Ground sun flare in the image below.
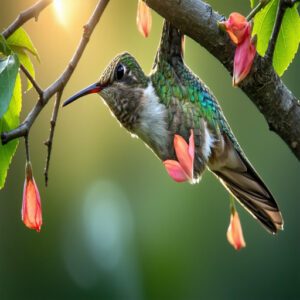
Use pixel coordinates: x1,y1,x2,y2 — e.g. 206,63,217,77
54,0,67,26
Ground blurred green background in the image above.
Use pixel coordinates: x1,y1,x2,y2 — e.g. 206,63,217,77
1,0,300,299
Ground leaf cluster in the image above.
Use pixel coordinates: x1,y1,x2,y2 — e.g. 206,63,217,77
0,28,39,189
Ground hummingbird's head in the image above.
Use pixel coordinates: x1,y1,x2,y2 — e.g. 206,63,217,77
63,52,149,130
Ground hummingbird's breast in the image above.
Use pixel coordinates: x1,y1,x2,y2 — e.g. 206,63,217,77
134,82,171,159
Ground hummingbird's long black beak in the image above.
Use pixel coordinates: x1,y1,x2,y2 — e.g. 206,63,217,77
62,82,102,107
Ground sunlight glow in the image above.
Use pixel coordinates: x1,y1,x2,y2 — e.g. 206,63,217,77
53,0,93,28
54,0,67,26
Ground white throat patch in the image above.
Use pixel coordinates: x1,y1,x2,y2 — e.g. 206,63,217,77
136,82,168,152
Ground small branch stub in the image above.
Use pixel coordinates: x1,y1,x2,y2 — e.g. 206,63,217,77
20,65,43,96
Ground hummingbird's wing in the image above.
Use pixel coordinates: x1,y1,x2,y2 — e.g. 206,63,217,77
153,21,184,70
153,21,283,233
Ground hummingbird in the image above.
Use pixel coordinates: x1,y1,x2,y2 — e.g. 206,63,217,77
63,21,283,234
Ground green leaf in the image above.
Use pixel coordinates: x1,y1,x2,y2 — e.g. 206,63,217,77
252,0,300,76
11,46,35,91
0,51,20,118
0,74,22,190
273,4,300,76
7,27,39,61
0,35,12,56
252,0,279,56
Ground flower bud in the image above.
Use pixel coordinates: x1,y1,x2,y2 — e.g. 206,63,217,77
22,162,42,232
227,209,246,250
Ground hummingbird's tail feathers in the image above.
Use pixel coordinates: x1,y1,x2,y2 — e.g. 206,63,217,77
153,21,184,68
210,137,283,234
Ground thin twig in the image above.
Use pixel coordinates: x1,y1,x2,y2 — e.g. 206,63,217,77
44,90,62,186
265,0,288,61
2,0,53,39
1,0,110,145
246,0,270,21
20,64,43,96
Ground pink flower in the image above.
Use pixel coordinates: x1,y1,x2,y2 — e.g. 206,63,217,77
22,162,42,232
220,12,256,86
136,0,152,38
233,26,256,86
163,130,195,183
227,209,246,250
219,13,248,45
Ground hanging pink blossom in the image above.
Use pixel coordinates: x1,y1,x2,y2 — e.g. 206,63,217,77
137,0,152,38
22,162,42,232
164,130,194,183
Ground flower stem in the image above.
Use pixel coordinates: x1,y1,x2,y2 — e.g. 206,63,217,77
25,135,30,163
246,0,270,21
229,195,236,214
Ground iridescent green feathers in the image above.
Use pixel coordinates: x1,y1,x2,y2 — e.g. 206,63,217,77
151,21,239,151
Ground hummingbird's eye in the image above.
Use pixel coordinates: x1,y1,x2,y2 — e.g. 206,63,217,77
115,64,125,80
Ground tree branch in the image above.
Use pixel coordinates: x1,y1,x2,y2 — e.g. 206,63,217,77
1,0,110,145
145,0,300,160
44,90,62,186
2,0,53,39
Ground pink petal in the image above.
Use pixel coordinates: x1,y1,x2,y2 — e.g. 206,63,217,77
174,134,193,180
227,211,246,250
136,0,152,38
163,160,189,182
233,27,256,86
220,13,248,45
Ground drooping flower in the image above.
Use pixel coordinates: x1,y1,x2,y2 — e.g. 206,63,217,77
233,26,256,86
136,0,152,38
22,161,42,232
219,12,256,86
163,130,194,183
219,13,248,45
227,209,246,250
